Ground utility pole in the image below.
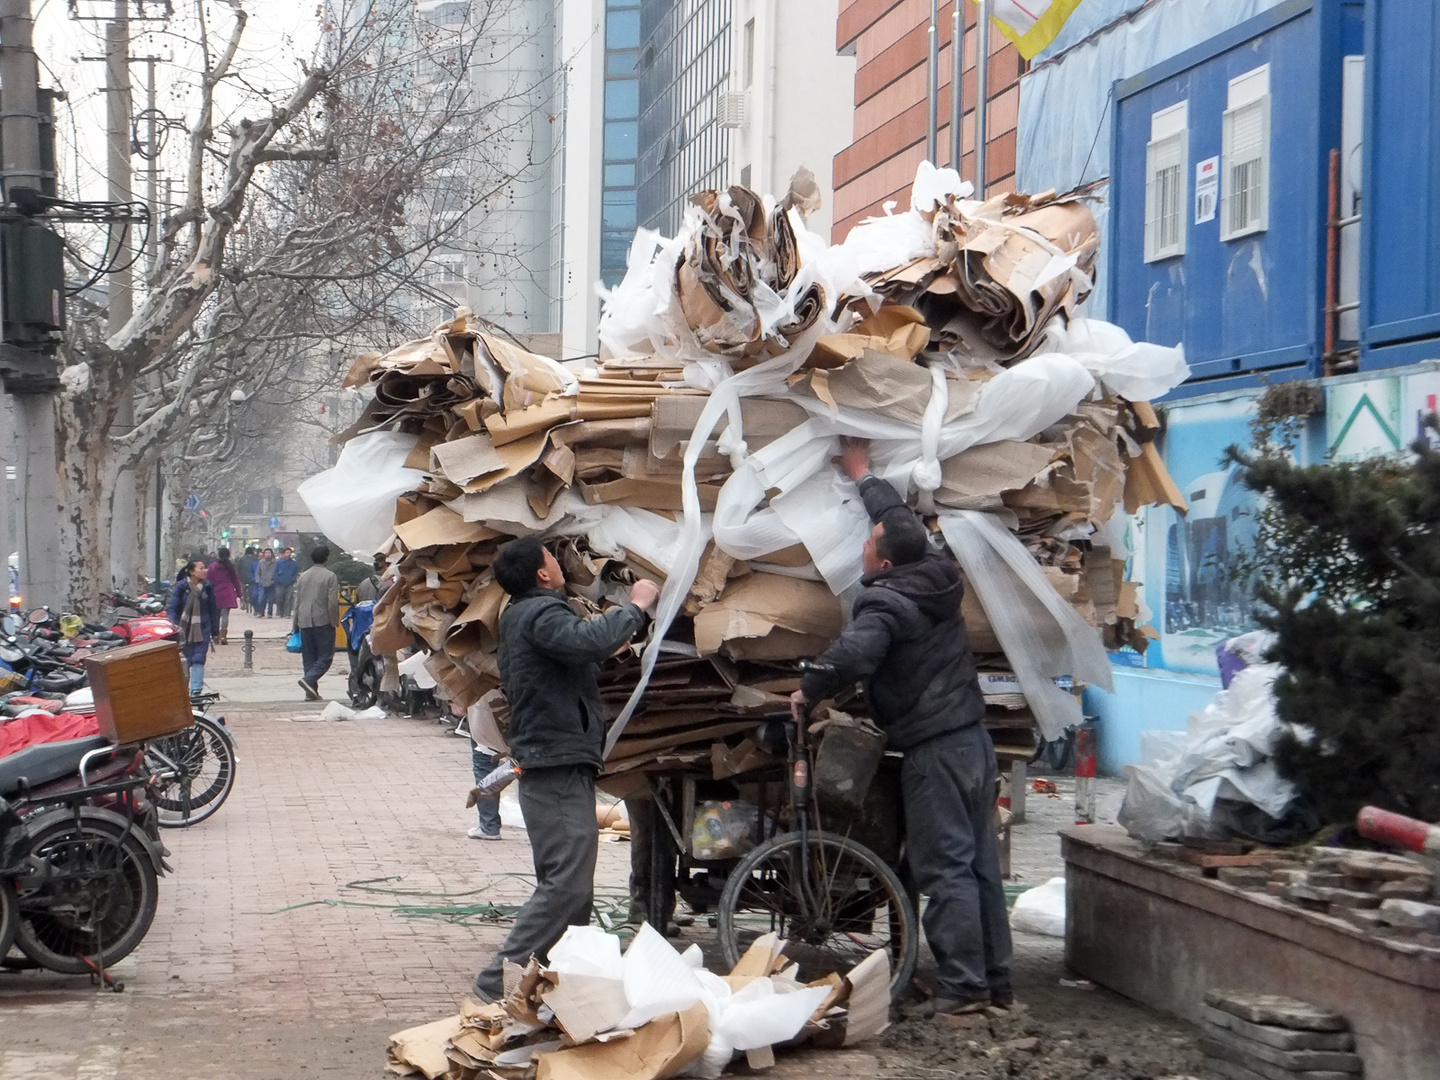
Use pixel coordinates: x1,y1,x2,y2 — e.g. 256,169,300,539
104,0,140,593
0,0,62,609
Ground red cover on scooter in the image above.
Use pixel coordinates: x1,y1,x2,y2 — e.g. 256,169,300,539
116,615,179,644
0,711,101,757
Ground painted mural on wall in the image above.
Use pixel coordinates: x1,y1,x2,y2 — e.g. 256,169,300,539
1137,394,1264,675
1131,366,1440,677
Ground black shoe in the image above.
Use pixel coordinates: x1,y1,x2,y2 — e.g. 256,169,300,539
298,678,320,701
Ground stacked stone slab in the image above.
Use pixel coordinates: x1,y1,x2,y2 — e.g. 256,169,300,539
1200,990,1362,1080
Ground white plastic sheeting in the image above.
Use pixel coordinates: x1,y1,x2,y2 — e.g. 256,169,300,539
938,512,1113,742
1010,877,1067,938
1016,0,1290,316
1117,663,1301,844
542,923,832,1080
297,431,427,556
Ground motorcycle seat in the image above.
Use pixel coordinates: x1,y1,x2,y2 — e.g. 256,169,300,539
0,735,114,797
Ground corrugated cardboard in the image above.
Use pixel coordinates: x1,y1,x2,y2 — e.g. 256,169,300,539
394,505,502,550
431,433,506,485
1123,440,1188,513
385,1015,463,1078
535,1003,709,1080
540,974,630,1044
692,574,843,658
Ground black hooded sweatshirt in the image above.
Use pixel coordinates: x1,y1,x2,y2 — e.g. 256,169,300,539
798,475,985,750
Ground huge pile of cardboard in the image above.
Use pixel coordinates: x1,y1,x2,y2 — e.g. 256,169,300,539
386,925,889,1080
313,164,1189,775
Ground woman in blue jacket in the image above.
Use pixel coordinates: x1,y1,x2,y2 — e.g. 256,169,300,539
168,559,221,696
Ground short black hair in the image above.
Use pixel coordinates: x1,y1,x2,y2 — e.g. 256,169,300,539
217,547,230,560
310,545,330,564
875,507,929,567
494,536,547,596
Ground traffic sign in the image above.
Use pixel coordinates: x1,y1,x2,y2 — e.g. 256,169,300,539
268,516,281,530
184,493,201,512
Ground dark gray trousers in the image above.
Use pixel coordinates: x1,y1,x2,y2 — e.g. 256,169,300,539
473,765,598,999
903,723,1013,1002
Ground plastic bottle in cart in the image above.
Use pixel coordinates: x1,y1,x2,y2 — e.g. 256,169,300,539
475,757,522,799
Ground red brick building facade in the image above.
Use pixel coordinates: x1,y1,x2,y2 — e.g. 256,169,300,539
832,0,1024,241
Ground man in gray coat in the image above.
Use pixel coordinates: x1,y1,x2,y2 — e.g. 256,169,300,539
472,536,658,1001
292,545,341,702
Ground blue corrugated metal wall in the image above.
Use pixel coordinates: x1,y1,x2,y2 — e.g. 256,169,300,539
1360,1,1440,370
1106,0,1362,393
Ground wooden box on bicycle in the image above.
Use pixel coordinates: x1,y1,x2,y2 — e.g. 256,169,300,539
84,640,193,744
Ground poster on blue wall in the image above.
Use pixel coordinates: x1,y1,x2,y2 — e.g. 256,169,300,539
1140,394,1263,676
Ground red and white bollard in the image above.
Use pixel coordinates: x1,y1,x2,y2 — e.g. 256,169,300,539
1357,806,1440,855
1073,726,1097,824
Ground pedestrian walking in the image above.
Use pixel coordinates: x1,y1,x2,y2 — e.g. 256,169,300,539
167,559,220,697
471,536,658,1001
465,695,508,841
273,547,300,617
207,547,244,645
235,547,257,612
790,438,1013,1019
255,548,277,616
293,545,340,702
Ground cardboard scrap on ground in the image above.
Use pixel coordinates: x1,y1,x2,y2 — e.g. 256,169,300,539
386,924,891,1080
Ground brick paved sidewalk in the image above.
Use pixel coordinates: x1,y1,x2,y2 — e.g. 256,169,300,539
0,708,631,1079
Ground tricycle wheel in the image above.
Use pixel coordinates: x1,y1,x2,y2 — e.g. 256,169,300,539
716,829,917,1000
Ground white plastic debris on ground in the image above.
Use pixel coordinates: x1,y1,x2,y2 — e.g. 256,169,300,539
1010,876,1067,938
386,923,890,1080
318,701,387,722
1117,662,1302,844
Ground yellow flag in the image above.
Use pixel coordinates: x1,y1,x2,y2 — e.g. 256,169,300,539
978,0,1085,61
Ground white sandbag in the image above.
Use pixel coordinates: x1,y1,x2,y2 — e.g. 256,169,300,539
298,431,427,556
1010,877,1066,937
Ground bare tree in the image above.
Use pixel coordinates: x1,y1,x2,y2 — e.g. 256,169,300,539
50,0,555,609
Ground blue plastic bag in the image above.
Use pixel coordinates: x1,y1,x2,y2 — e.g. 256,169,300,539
285,630,302,653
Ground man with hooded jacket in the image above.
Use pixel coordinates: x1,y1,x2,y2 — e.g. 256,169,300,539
790,439,1012,1017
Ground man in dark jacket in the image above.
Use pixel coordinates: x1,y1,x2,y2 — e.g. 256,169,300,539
791,439,1012,1017
472,536,658,1000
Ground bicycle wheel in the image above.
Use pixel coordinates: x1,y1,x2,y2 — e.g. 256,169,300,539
717,829,918,1000
14,808,160,974
147,716,237,827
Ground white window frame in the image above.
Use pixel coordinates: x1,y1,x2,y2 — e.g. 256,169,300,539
1144,101,1188,262
1220,64,1271,241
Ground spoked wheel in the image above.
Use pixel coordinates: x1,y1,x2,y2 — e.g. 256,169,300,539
0,879,17,962
13,808,160,974
717,829,918,1000
146,715,237,827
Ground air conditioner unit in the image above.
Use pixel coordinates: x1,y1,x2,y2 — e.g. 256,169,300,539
717,90,748,129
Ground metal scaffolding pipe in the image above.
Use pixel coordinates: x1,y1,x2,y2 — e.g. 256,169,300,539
974,0,989,196
950,3,963,172
926,0,939,164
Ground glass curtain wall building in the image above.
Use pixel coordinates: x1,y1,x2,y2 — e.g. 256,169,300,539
636,0,733,236
601,0,641,288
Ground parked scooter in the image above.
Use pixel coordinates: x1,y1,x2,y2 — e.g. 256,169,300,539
0,734,168,987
